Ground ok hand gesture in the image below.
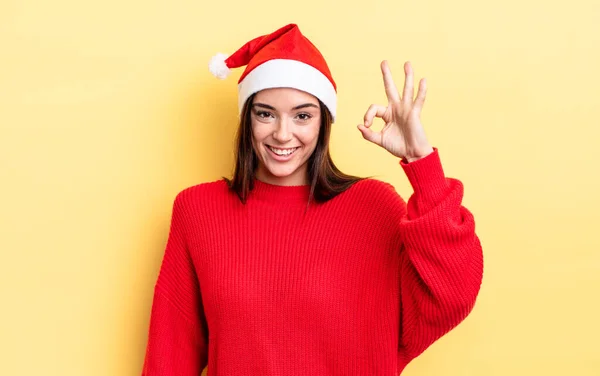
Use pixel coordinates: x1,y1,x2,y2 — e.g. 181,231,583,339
357,61,434,162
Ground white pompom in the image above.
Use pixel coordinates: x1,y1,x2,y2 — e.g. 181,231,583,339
209,53,231,79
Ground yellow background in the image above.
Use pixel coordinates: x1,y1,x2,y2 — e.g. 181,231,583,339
1,0,599,375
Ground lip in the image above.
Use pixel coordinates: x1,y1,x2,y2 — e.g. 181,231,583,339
266,145,299,162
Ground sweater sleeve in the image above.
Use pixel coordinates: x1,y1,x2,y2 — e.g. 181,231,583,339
141,191,209,376
395,147,484,363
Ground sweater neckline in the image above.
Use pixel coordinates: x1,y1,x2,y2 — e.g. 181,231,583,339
251,179,311,204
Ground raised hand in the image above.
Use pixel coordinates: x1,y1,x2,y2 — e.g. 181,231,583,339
357,61,434,162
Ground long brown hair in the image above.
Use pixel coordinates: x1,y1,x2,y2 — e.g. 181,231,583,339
223,92,365,204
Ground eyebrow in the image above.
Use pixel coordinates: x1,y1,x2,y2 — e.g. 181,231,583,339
252,103,320,111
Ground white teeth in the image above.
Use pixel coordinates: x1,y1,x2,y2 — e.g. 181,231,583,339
268,146,297,156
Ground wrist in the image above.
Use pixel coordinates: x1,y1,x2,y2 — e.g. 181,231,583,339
403,146,434,163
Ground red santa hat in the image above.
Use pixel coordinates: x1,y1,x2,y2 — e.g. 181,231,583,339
208,23,338,122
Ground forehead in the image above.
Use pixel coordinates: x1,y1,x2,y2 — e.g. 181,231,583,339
254,87,319,107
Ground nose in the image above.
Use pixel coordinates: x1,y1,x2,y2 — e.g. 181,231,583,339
272,116,293,143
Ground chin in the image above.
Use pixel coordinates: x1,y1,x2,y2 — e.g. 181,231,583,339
254,145,312,184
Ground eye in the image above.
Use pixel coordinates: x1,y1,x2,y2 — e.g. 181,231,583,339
296,113,312,121
256,111,273,119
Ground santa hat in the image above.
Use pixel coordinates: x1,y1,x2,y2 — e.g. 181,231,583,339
208,23,338,122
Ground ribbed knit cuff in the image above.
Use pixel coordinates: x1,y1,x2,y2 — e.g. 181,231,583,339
399,147,448,203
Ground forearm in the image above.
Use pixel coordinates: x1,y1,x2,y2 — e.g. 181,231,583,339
398,148,484,356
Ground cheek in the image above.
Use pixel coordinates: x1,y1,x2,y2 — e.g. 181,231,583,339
251,122,270,147
298,123,321,148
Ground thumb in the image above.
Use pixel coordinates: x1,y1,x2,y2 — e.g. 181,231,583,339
357,124,382,146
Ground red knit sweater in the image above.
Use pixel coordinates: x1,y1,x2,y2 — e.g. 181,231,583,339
141,148,484,375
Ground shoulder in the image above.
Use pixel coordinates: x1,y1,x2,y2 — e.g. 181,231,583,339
173,179,231,206
349,178,404,203
331,178,407,227
343,177,407,213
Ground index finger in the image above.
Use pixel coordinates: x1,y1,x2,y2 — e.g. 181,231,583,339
381,60,401,103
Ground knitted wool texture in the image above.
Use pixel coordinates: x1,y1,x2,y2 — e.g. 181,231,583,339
141,148,484,375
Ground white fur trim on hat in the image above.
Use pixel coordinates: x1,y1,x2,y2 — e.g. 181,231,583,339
209,53,231,79
237,59,337,122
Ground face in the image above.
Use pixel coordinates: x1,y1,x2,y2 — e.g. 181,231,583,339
251,87,321,186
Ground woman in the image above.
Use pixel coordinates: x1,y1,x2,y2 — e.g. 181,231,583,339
141,23,483,375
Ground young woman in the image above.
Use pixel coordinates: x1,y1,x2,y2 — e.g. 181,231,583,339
141,23,484,376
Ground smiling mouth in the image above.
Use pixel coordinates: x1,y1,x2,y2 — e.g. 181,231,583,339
267,145,300,156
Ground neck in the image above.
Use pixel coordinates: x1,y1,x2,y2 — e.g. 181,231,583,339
250,178,311,204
